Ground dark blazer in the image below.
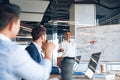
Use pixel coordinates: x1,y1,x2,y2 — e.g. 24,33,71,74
25,42,42,63
26,42,61,75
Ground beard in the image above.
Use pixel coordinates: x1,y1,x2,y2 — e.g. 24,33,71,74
42,40,47,45
41,40,48,51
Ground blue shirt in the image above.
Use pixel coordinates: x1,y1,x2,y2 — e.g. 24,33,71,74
0,34,51,80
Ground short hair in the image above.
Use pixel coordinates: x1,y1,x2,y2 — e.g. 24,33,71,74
65,30,71,34
0,4,21,30
31,25,46,41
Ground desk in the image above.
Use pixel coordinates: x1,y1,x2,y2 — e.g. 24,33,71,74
49,75,60,80
93,73,115,80
49,75,91,80
49,75,81,80
49,73,116,80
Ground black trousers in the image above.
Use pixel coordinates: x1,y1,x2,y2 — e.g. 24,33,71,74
60,57,75,80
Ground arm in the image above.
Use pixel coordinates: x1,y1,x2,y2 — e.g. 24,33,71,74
10,42,55,80
58,42,64,53
76,40,96,48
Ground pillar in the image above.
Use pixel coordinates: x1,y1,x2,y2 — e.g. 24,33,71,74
70,4,96,36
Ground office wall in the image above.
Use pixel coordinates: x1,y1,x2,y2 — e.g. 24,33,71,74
76,24,120,62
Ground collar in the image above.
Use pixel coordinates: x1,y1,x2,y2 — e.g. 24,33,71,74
32,42,42,51
32,42,44,57
0,33,12,42
65,40,71,43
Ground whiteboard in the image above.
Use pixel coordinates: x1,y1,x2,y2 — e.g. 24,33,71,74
76,24,120,62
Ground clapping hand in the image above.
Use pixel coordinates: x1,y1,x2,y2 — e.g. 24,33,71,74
90,40,96,44
42,40,55,60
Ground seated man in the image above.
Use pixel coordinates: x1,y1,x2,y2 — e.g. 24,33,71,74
26,26,60,75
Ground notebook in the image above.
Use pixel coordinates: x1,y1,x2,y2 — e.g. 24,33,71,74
73,52,101,79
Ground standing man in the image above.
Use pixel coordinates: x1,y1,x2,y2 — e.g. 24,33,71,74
58,31,75,58
58,31,96,60
0,3,55,80
58,31,75,80
58,31,96,80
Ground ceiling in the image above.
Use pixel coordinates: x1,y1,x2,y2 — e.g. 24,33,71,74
42,0,120,35
0,0,120,44
41,0,120,25
1,0,120,28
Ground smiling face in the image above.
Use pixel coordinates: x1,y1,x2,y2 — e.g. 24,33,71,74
65,31,72,42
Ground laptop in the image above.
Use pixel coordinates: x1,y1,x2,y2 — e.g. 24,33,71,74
73,55,81,71
75,56,81,64
73,52,101,79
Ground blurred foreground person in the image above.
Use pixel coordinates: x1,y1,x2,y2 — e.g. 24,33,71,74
0,3,55,80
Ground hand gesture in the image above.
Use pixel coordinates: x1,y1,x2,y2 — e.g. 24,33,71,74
42,40,55,60
90,40,96,44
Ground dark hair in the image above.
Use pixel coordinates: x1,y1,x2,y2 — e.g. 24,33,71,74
65,30,71,34
0,4,21,30
31,25,46,41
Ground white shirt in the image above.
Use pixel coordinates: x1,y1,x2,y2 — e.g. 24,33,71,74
33,42,44,58
0,34,51,80
59,40,75,57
